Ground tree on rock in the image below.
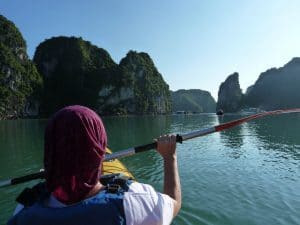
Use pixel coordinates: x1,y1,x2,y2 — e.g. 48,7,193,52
0,15,42,119
33,36,117,115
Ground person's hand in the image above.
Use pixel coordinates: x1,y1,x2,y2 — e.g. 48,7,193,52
156,135,181,217
156,135,177,160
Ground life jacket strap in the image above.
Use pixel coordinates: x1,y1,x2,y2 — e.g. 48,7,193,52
16,182,48,207
16,173,133,206
103,173,133,193
106,183,121,193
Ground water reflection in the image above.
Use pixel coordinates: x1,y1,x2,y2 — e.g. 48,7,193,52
0,120,46,225
170,114,218,134
0,120,46,178
216,115,245,159
248,114,300,160
1,114,300,225
103,115,172,183
103,115,172,150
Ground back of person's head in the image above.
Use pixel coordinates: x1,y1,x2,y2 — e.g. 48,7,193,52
44,105,107,204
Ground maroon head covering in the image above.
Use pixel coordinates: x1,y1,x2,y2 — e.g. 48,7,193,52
44,105,107,204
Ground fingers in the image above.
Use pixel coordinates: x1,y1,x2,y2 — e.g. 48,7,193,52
171,135,176,142
156,134,177,159
157,134,176,143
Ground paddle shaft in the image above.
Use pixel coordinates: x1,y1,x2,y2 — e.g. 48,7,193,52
106,108,300,160
0,171,45,188
1,108,300,188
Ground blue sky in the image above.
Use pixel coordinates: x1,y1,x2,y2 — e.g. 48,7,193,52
1,0,300,99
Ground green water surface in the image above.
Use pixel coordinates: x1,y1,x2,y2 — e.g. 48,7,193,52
0,114,299,225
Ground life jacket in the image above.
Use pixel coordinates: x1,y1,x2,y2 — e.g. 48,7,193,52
7,173,133,225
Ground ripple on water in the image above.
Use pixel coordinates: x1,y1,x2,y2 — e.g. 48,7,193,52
1,115,300,225
175,206,216,225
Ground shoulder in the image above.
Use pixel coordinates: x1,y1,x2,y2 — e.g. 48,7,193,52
124,182,174,225
127,182,156,194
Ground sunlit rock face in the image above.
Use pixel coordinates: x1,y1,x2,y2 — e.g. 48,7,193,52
216,72,243,113
116,51,171,114
0,15,42,119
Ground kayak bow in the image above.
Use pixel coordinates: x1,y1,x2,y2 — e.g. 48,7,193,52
0,148,134,188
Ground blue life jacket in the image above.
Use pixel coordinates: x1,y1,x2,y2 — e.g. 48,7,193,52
7,174,133,225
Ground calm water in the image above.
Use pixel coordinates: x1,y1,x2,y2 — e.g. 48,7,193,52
0,114,299,225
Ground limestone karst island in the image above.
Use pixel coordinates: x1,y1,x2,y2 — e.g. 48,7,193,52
1,2,300,225
1,14,300,119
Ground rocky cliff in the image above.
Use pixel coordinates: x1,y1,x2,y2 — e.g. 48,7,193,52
34,37,171,115
97,50,171,114
33,36,117,115
0,15,42,119
216,72,242,113
244,58,300,110
171,89,216,113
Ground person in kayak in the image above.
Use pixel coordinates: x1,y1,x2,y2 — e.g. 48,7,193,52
8,105,181,225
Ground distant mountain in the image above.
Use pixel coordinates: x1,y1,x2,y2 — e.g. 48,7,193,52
216,72,243,113
0,15,42,119
171,89,216,113
244,58,300,110
217,58,300,112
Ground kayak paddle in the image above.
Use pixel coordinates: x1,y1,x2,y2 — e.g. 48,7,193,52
1,108,300,188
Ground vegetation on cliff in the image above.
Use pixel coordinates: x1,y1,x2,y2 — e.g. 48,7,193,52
4,15,299,118
33,36,117,115
117,51,171,114
0,15,42,119
217,58,300,112
216,72,243,113
171,89,216,113
34,37,171,115
244,58,300,110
